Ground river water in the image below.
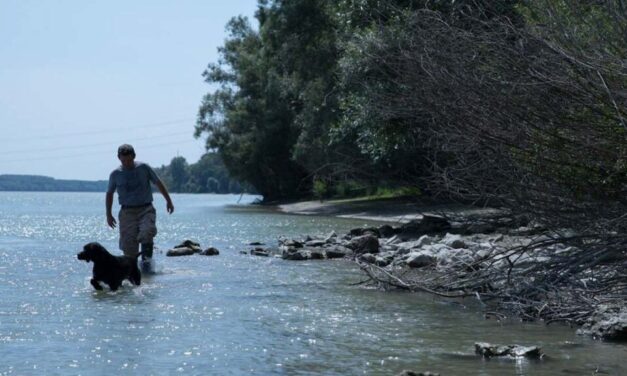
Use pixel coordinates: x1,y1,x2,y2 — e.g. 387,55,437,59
0,192,624,375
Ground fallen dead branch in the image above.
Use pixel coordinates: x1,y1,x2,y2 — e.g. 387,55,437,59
358,235,626,326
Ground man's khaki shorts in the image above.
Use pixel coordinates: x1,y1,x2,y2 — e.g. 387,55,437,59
119,204,157,257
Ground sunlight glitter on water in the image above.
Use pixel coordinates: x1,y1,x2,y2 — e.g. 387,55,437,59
0,192,626,375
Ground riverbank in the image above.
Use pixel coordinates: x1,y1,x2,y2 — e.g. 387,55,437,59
271,197,626,342
278,196,496,224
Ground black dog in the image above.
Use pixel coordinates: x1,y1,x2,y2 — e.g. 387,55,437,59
77,242,142,291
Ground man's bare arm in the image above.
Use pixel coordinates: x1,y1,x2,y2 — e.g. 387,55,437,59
155,180,174,214
106,191,117,228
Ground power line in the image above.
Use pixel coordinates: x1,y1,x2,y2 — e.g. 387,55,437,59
0,130,195,156
1,139,205,163
1,117,196,142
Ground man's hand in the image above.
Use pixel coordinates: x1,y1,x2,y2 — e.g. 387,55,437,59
107,213,117,228
155,180,174,215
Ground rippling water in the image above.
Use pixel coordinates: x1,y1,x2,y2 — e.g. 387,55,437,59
0,192,625,375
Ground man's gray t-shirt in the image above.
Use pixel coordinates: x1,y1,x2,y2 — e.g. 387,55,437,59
107,162,161,206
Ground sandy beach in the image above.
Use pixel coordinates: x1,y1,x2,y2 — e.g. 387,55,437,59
278,197,495,224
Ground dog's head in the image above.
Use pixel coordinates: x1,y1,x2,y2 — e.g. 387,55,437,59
77,242,109,263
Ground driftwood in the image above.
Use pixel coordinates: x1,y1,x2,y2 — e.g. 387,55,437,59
358,234,626,326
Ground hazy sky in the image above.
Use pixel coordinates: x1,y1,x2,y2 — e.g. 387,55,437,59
0,1,258,180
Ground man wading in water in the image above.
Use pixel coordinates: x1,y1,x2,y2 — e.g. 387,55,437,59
106,144,174,273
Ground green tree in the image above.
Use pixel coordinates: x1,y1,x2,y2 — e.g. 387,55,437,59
206,177,220,193
169,156,189,192
196,15,309,200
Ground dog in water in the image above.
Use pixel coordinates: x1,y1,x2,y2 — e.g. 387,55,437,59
77,242,142,291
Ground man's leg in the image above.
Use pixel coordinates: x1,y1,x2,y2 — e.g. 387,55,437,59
141,242,154,259
138,205,158,273
140,242,154,273
119,208,140,257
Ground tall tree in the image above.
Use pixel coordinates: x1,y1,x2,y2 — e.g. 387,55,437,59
168,156,189,192
195,15,309,200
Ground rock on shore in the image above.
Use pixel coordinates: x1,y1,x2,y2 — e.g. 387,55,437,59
577,305,627,341
247,214,625,341
255,216,544,270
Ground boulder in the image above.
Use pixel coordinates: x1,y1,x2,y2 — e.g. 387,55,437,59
436,248,474,265
441,233,467,249
248,241,265,246
279,244,296,253
166,247,196,257
398,215,451,237
324,231,338,243
374,256,392,267
406,251,436,268
359,253,377,264
395,247,412,256
465,222,497,234
384,235,402,245
397,235,435,250
577,306,627,341
378,224,396,238
200,247,220,256
349,227,380,237
425,243,453,254
510,346,543,358
347,234,380,254
282,249,310,261
305,239,327,247
279,238,304,248
324,245,352,259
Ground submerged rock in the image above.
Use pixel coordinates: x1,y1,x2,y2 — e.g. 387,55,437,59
166,247,196,257
200,247,220,256
250,248,270,257
396,371,439,376
174,240,202,252
474,342,544,359
167,239,203,257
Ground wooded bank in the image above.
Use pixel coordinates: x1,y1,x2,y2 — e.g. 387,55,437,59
195,0,626,329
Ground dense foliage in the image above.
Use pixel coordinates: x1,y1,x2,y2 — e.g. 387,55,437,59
196,0,625,237
155,153,250,194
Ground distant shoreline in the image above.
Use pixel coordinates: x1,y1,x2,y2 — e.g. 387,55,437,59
0,174,107,192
